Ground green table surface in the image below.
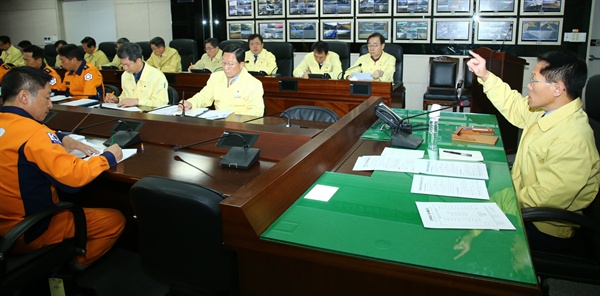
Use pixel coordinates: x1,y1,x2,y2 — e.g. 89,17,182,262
261,110,537,286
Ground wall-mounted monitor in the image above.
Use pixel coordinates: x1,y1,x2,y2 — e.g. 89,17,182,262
321,19,354,43
356,19,391,42
475,18,516,45
393,18,431,43
287,0,318,18
227,21,255,40
518,18,563,45
393,0,431,16
257,20,286,42
227,0,254,19
520,0,564,16
256,0,285,18
357,0,391,17
288,20,319,42
433,0,473,16
476,0,517,16
432,18,472,44
321,0,354,17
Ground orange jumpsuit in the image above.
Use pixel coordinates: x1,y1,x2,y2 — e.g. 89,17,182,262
58,60,104,100
0,106,125,266
41,63,64,92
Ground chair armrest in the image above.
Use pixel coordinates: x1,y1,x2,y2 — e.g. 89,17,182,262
521,207,600,236
0,202,87,255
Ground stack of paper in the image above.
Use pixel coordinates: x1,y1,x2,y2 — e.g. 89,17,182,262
100,103,142,112
415,202,515,230
59,99,98,107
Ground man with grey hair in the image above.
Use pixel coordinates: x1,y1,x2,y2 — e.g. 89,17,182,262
103,37,130,70
105,42,168,107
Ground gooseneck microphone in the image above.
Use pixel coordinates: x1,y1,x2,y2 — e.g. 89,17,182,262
397,100,470,134
243,112,284,123
340,63,362,80
498,24,513,53
173,132,260,169
72,118,142,148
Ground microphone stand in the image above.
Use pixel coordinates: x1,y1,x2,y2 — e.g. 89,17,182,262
243,112,283,123
173,133,248,151
173,132,260,169
398,100,469,134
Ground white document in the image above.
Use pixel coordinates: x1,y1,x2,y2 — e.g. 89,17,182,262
411,175,489,200
51,95,69,102
350,72,373,81
148,105,179,115
81,148,137,163
171,107,209,117
353,157,488,180
199,110,234,120
100,103,142,112
59,99,98,106
381,147,424,159
415,202,515,230
439,149,484,162
303,184,339,202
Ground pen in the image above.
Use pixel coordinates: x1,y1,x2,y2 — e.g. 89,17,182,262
141,143,145,152
443,150,472,157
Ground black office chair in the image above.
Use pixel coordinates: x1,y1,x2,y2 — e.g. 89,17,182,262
359,43,404,85
457,59,473,109
281,105,339,122
585,75,600,144
104,84,121,98
0,202,87,295
44,44,57,68
263,42,293,77
422,56,462,112
98,41,117,62
129,176,238,296
167,86,179,105
169,39,198,73
219,40,248,51
326,41,350,72
136,41,152,61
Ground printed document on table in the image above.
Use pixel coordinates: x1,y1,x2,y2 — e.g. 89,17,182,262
381,147,424,159
439,149,484,162
81,148,137,163
415,202,515,230
100,103,142,112
172,107,209,117
199,110,233,120
148,105,179,115
59,99,98,106
411,175,489,200
353,157,488,180
349,72,373,81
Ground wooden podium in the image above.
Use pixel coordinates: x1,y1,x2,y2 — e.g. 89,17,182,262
470,47,527,154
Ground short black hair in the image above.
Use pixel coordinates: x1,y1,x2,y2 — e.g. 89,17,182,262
58,44,84,60
205,38,219,48
312,41,329,54
54,40,67,48
81,36,97,47
1,66,52,103
117,42,143,61
23,45,45,60
367,32,385,44
222,44,245,63
538,51,588,100
116,37,130,45
0,35,11,44
248,34,263,44
17,40,32,49
149,37,166,47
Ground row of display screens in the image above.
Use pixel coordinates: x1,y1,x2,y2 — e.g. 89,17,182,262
228,18,563,45
228,0,565,19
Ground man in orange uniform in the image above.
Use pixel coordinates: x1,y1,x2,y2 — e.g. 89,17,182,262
0,67,125,270
56,44,104,100
22,45,64,92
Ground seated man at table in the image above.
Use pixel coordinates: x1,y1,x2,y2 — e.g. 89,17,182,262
467,49,600,251
147,36,182,73
345,33,395,82
81,36,110,68
293,41,342,80
0,66,125,271
103,37,130,70
56,44,104,100
22,45,63,92
0,35,25,67
180,44,264,116
189,38,223,73
104,42,168,107
54,40,67,68
244,34,277,76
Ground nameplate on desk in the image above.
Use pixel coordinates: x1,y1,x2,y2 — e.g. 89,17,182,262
350,83,371,96
279,80,298,92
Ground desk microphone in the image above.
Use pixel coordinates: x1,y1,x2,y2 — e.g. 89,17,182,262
340,63,362,80
498,24,513,53
72,118,142,148
396,99,470,134
173,132,260,169
173,155,215,178
243,112,283,123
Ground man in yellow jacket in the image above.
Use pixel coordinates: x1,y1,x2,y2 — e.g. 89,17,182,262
244,34,277,75
189,38,223,73
81,36,110,68
147,36,182,73
0,35,25,67
293,41,342,79
345,33,395,82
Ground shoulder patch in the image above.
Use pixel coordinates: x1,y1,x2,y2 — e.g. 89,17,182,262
83,64,89,69
46,132,62,144
49,77,57,85
84,73,93,81
44,68,52,73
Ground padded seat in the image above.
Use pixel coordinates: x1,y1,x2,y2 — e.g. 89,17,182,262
281,105,339,122
135,41,152,61
44,44,57,68
98,41,117,62
169,39,199,73
219,40,248,51
263,42,293,77
422,56,461,112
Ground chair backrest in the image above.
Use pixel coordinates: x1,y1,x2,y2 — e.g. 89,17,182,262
98,41,117,62
44,44,57,67
169,39,198,72
219,40,248,51
130,176,238,295
104,84,120,97
281,105,339,122
135,41,152,61
359,43,404,84
585,75,600,154
167,86,179,105
263,42,294,76
462,59,474,89
428,56,459,88
325,41,350,71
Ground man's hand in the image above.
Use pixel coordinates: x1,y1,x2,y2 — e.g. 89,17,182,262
371,70,383,79
467,50,490,82
62,136,100,156
177,100,191,111
301,71,309,79
104,92,118,103
117,98,139,107
104,144,123,162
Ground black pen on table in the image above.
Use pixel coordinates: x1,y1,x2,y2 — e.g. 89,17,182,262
443,150,472,157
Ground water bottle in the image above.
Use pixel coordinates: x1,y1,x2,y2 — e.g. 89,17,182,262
428,104,442,152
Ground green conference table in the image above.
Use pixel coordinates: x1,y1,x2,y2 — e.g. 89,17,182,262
261,110,538,290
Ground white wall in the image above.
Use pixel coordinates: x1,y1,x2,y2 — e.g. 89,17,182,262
0,0,61,47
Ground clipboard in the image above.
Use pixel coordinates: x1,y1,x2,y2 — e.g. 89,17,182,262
452,126,498,145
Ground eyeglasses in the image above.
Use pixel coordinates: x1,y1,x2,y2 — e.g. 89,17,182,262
367,44,381,48
205,47,215,51
221,61,239,68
